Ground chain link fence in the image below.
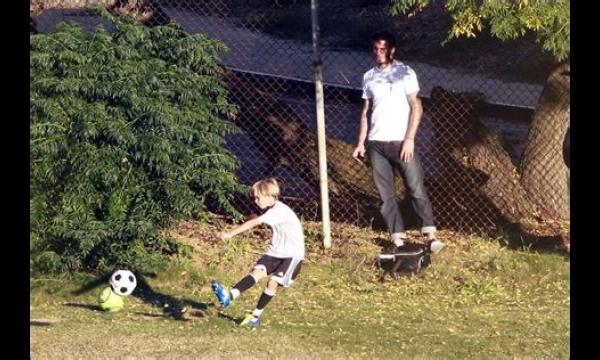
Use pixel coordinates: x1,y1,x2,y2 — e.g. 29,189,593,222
31,0,570,237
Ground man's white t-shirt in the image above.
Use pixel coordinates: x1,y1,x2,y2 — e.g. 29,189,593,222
361,60,420,141
258,201,305,260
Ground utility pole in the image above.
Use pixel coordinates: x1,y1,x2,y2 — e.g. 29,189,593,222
310,0,332,249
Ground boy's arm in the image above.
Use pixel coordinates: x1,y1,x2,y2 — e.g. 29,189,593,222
218,218,262,240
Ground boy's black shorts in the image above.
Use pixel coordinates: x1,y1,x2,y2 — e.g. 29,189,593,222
254,255,302,286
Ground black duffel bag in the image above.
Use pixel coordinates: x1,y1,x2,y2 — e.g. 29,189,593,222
378,242,432,279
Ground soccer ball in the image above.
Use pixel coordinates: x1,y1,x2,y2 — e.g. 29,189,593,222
109,269,137,296
98,286,124,312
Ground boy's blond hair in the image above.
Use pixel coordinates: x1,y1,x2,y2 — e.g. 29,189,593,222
252,178,280,199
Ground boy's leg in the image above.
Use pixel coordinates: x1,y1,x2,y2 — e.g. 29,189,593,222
212,261,267,307
254,279,279,317
240,258,301,327
230,268,266,300
241,279,278,327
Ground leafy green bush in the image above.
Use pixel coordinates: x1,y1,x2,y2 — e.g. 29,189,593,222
30,10,244,274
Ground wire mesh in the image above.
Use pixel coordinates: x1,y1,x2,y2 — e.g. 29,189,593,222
31,0,570,236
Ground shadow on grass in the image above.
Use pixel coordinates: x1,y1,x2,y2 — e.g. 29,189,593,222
498,221,570,258
71,273,111,296
133,275,214,320
30,321,51,327
72,272,215,321
64,303,101,311
217,312,244,325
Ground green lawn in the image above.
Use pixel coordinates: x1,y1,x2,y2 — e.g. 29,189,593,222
30,221,570,359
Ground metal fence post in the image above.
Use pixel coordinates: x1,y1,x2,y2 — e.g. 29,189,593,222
310,0,332,248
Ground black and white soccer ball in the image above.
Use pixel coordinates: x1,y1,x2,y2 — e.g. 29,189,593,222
109,269,137,296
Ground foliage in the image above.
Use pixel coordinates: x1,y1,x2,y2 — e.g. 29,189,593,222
389,0,570,62
30,9,244,273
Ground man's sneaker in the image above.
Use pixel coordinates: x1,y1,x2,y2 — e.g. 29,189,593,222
211,280,231,308
239,313,261,328
427,239,446,254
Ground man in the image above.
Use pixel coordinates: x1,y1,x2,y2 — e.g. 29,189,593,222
352,31,444,253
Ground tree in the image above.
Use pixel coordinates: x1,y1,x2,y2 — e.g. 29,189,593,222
30,9,244,273
389,0,570,243
390,0,569,62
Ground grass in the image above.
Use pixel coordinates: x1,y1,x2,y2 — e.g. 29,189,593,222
30,220,570,359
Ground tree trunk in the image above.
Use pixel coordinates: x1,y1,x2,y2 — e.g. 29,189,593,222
428,86,540,226
520,63,570,220
427,63,569,241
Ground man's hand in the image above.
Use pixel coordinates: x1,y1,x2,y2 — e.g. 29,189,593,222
400,139,414,162
352,145,366,163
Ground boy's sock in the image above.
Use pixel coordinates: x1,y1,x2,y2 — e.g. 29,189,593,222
254,288,276,316
230,288,240,300
252,308,264,318
231,274,258,300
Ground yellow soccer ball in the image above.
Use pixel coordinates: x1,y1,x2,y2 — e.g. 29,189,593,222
98,286,124,312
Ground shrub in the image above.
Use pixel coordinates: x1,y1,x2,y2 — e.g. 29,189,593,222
30,9,244,273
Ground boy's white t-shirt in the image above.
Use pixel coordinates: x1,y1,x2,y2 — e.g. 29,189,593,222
258,201,305,260
361,60,420,141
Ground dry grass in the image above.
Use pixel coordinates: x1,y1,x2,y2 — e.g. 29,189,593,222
31,218,570,359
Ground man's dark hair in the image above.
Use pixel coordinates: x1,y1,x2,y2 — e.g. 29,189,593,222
371,31,397,48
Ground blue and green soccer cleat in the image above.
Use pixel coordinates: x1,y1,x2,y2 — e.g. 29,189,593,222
239,313,261,328
211,280,231,308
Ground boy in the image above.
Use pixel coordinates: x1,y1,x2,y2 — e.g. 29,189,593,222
211,178,305,327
